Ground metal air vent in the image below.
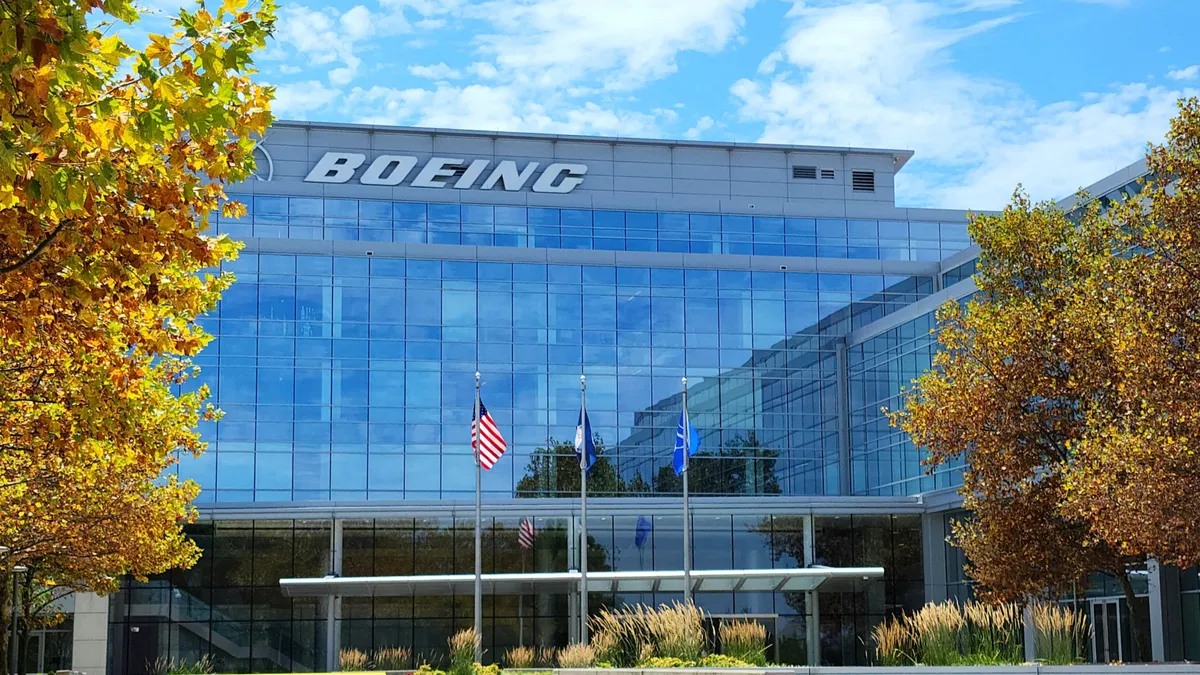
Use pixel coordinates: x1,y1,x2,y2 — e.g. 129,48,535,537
851,170,875,192
820,169,835,180
792,165,817,180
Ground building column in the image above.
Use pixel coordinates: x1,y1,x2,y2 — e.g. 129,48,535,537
802,515,819,667
835,341,852,496
71,592,109,675
920,511,948,605
1022,605,1036,663
1148,560,1184,662
326,519,344,672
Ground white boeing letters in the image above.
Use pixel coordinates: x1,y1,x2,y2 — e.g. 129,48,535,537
305,152,587,193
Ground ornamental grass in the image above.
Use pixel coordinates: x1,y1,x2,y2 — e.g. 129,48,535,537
339,648,370,672
1031,602,1090,665
536,646,560,668
373,646,412,670
448,629,480,675
962,602,1022,665
503,645,536,669
871,617,913,666
718,619,768,666
590,605,652,667
557,643,596,668
908,601,965,666
645,602,707,662
590,602,707,666
872,600,1087,666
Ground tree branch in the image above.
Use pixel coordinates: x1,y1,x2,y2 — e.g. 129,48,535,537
0,220,70,276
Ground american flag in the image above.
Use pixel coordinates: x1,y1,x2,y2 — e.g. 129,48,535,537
518,517,536,550
472,399,507,470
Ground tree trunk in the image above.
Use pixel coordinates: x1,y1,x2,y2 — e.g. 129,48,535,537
17,573,34,675
0,571,9,675
1116,568,1152,662
15,629,29,675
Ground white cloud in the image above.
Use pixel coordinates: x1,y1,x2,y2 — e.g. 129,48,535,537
345,84,673,136
278,64,303,74
467,0,757,90
928,83,1191,207
329,67,356,86
1168,65,1199,81
271,80,342,119
731,0,1192,208
468,61,499,79
275,4,413,85
340,5,377,40
685,116,715,139
409,62,463,80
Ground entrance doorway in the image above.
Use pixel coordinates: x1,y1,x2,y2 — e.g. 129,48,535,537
1090,599,1124,663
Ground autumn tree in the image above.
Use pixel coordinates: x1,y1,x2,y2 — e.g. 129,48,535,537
0,0,274,669
892,98,1200,662
653,434,781,495
515,436,628,497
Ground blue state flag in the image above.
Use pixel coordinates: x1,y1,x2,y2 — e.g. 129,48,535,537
575,407,597,472
634,516,652,548
672,409,701,476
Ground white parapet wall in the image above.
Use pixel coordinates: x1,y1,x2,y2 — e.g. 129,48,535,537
70,592,110,675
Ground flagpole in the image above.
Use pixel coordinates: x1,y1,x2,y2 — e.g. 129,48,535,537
474,371,483,661
519,547,525,646
579,374,589,645
681,376,691,606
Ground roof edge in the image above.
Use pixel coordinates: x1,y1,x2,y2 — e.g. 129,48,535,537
272,119,918,172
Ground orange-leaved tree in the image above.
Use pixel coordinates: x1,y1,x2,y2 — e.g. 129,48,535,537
0,0,274,670
892,98,1200,663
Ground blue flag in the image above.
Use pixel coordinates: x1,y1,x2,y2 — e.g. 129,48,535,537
672,409,700,476
575,407,597,472
634,516,652,548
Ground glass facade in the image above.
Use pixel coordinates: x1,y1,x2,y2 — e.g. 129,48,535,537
847,310,964,496
216,197,973,262
108,514,923,671
180,242,936,502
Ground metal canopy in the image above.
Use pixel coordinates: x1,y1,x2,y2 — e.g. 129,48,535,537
279,566,884,598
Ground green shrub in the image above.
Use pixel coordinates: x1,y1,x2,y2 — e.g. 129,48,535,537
448,629,480,675
718,619,768,666
475,662,500,675
697,654,755,668
415,665,446,675
638,656,693,668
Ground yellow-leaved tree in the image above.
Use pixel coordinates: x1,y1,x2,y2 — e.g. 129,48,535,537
892,98,1200,663
0,0,274,670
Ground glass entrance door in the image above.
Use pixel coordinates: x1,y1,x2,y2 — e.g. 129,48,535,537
1091,600,1123,663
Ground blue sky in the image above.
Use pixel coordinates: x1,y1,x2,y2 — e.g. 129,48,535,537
141,0,1198,209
